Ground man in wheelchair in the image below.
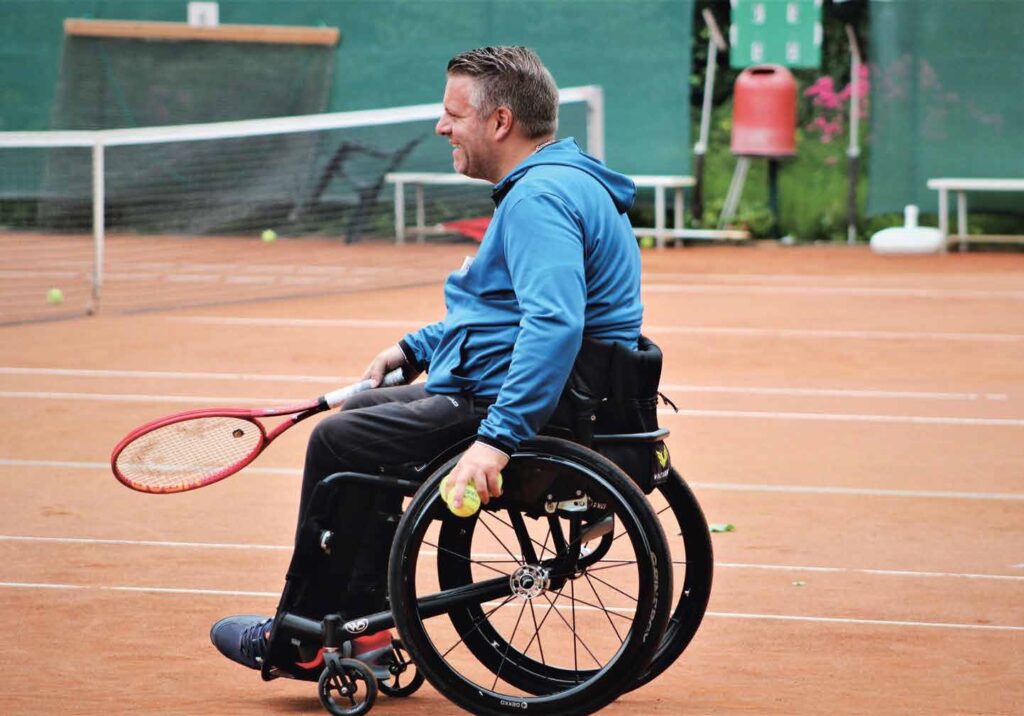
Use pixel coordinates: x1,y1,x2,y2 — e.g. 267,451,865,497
210,45,656,692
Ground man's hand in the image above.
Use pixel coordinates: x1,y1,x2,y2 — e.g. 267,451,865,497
363,344,419,387
446,441,509,509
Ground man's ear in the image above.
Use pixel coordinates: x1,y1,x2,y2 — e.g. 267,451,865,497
492,106,514,141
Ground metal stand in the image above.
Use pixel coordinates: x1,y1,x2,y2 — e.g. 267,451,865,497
718,157,751,229
719,156,782,233
693,9,728,222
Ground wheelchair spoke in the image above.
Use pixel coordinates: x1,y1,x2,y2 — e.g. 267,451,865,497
491,597,530,691
552,590,637,623
578,559,637,572
481,510,557,561
440,594,519,659
540,589,604,669
477,513,529,566
509,587,563,665
527,598,547,665
583,572,625,644
424,538,513,578
577,569,640,605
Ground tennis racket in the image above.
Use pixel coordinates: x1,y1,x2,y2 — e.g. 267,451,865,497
111,368,406,494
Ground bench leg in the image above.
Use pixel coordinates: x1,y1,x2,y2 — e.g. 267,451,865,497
957,191,967,252
655,186,666,248
937,188,948,251
415,185,426,244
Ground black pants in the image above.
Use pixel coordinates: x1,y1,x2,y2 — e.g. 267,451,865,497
281,383,491,621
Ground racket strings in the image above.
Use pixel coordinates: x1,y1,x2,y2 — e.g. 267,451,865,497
115,416,263,489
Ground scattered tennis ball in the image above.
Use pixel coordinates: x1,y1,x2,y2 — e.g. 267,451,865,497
440,472,503,518
261,229,278,243
639,236,656,249
46,287,64,305
708,523,735,533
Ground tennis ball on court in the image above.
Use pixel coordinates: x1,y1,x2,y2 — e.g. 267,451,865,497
639,236,656,249
46,287,64,305
261,229,278,243
440,472,503,518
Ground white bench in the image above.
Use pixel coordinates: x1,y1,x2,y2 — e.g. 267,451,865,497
927,177,1024,251
385,172,749,246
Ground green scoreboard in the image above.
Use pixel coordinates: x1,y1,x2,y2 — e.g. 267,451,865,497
730,0,823,69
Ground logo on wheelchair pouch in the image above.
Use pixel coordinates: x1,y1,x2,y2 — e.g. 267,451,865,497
343,618,369,634
653,444,671,485
655,445,669,469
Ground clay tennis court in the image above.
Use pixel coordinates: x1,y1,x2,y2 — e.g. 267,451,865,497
1,237,1022,714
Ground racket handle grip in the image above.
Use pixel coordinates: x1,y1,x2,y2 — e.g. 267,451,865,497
323,367,407,409
381,366,407,388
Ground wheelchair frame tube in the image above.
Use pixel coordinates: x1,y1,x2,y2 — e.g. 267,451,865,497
276,574,513,645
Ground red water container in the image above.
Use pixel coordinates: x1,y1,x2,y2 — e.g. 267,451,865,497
731,65,797,157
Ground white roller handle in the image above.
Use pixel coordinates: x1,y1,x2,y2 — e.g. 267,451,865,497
323,368,406,409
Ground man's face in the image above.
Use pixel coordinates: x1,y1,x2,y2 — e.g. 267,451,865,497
436,74,497,181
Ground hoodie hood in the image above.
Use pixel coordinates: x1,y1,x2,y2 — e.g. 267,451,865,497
491,138,636,214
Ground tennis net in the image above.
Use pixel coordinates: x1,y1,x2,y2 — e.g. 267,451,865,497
0,86,603,323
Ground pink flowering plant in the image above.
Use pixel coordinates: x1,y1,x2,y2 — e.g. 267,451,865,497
803,63,870,144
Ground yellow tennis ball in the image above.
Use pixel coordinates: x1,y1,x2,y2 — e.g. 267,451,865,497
261,229,278,242
639,236,656,249
440,473,503,518
46,287,64,305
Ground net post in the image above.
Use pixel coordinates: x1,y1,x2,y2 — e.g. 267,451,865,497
90,138,105,314
583,85,605,161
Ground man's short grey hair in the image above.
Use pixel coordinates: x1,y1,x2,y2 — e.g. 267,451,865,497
447,46,559,139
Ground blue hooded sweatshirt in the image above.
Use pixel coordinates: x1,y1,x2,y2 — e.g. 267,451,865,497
399,138,642,455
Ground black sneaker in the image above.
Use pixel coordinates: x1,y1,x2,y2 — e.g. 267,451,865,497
210,615,273,670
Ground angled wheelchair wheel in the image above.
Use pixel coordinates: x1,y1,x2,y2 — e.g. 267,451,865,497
377,638,425,698
388,436,673,716
317,656,377,716
630,467,713,689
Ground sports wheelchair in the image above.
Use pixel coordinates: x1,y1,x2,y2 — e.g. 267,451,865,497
263,338,714,716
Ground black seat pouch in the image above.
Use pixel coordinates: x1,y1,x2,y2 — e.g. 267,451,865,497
549,335,671,493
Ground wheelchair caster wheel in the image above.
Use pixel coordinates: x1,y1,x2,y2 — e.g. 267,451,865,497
318,656,377,716
377,638,425,698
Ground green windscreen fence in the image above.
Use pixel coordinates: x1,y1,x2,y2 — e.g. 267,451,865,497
50,28,335,129
2,2,693,237
868,0,1024,214
35,21,336,230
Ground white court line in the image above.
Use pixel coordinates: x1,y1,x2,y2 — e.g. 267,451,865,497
688,481,1024,501
0,581,276,598
0,366,360,384
166,315,1024,343
3,534,1021,582
716,561,1024,582
643,271,1024,287
0,458,301,476
0,366,1008,402
3,390,1023,427
0,390,297,405
701,611,1024,632
3,459,1022,501
171,316,418,328
658,408,1024,427
646,325,1024,343
0,580,1020,632
642,283,1024,301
